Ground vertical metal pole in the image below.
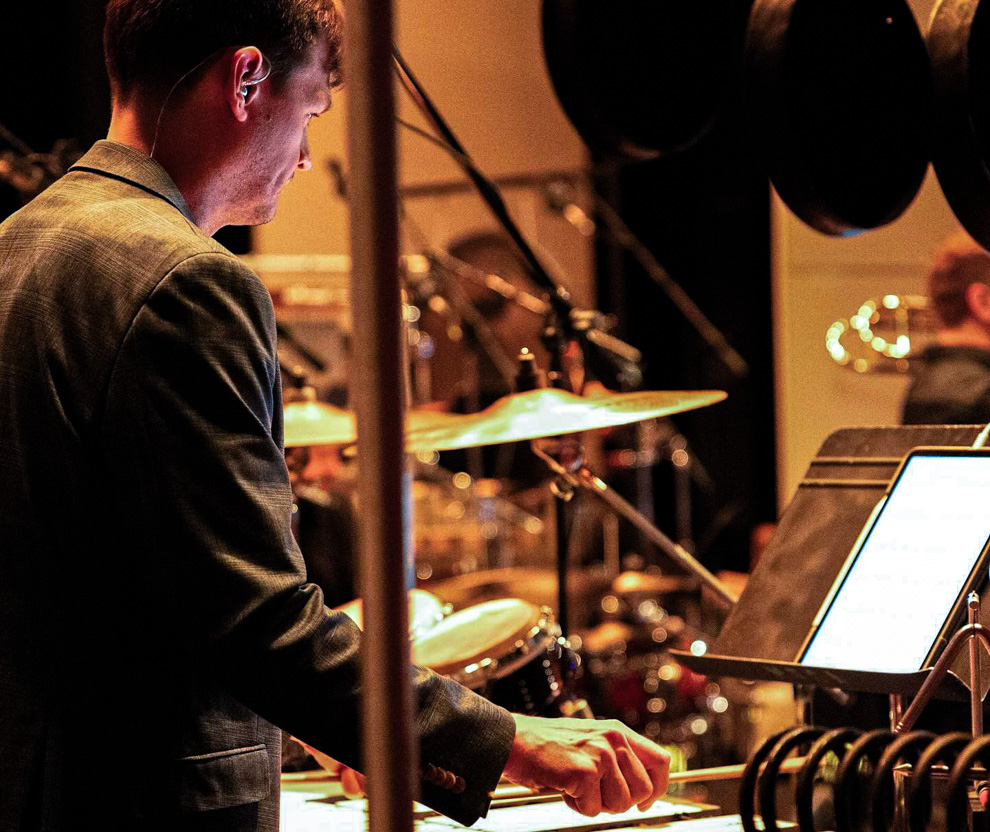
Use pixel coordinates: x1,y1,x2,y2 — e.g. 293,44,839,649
345,5,415,832
969,593,983,737
670,433,694,551
635,422,656,560
555,489,570,637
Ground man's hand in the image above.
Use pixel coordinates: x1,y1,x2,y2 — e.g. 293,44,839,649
296,741,366,798
501,714,670,816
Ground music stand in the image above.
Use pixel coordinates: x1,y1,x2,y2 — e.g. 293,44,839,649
676,425,990,710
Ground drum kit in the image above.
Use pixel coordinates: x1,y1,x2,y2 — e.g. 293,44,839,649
286,373,743,762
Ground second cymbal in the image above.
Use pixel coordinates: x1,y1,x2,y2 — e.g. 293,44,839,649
405,388,727,452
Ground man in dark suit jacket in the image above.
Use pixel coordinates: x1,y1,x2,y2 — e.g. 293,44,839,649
0,2,670,830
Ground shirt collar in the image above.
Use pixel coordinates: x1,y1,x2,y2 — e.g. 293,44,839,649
69,140,196,225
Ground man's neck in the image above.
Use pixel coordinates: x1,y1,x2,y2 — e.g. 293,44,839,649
106,107,155,157
936,319,990,350
106,106,222,235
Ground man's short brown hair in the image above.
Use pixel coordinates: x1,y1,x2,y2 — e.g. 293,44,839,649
928,232,990,327
103,0,343,102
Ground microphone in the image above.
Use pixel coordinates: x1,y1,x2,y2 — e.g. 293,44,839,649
543,180,596,237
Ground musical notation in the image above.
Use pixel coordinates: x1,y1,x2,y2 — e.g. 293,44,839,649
803,454,990,673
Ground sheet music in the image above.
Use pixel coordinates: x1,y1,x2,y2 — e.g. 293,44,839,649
462,798,710,832
802,453,990,673
300,795,712,832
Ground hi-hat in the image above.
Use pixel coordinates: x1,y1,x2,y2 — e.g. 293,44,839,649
405,387,726,452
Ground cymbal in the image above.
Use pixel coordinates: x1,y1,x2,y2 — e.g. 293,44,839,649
282,402,466,448
284,387,726,451
283,400,356,448
428,566,611,611
405,388,727,452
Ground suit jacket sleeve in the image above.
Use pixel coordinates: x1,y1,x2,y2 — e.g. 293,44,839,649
101,251,515,825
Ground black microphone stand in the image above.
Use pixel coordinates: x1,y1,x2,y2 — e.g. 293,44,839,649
390,46,737,634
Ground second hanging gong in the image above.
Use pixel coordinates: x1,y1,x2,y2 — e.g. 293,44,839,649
744,0,933,235
541,0,754,160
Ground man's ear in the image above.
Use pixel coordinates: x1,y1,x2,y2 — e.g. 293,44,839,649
966,281,990,324
227,47,267,121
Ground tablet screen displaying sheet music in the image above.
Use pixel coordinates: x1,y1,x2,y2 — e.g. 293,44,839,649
800,451,990,673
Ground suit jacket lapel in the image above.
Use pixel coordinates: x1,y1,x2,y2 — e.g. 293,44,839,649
70,140,196,225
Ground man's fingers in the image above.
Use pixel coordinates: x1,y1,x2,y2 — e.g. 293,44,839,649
614,743,653,807
597,744,632,813
628,736,671,810
504,713,672,817
562,794,582,814
572,788,604,817
563,766,603,816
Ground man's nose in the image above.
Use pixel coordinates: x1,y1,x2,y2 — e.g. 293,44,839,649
297,136,313,171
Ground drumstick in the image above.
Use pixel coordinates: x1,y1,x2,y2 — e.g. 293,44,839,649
290,755,810,796
668,756,806,784
492,756,808,801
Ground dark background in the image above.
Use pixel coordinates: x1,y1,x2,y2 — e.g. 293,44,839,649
594,98,776,574
1,1,248,251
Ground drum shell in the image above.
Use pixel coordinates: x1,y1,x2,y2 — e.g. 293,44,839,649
332,589,447,641
412,599,577,716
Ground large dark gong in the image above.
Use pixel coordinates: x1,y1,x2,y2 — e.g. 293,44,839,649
541,0,754,160
744,0,932,235
929,0,990,250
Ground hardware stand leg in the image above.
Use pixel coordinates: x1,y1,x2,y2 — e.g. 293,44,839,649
970,593,983,737
553,479,573,637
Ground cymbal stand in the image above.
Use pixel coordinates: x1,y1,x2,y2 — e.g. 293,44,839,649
531,442,739,610
895,592,990,737
551,465,576,638
651,418,711,553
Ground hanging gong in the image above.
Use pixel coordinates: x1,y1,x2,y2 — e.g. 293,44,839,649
541,0,754,160
744,0,932,235
928,0,990,251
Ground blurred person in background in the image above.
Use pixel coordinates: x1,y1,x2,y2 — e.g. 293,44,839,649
902,232,990,425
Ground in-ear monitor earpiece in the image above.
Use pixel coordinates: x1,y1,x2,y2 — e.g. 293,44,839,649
240,53,272,101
